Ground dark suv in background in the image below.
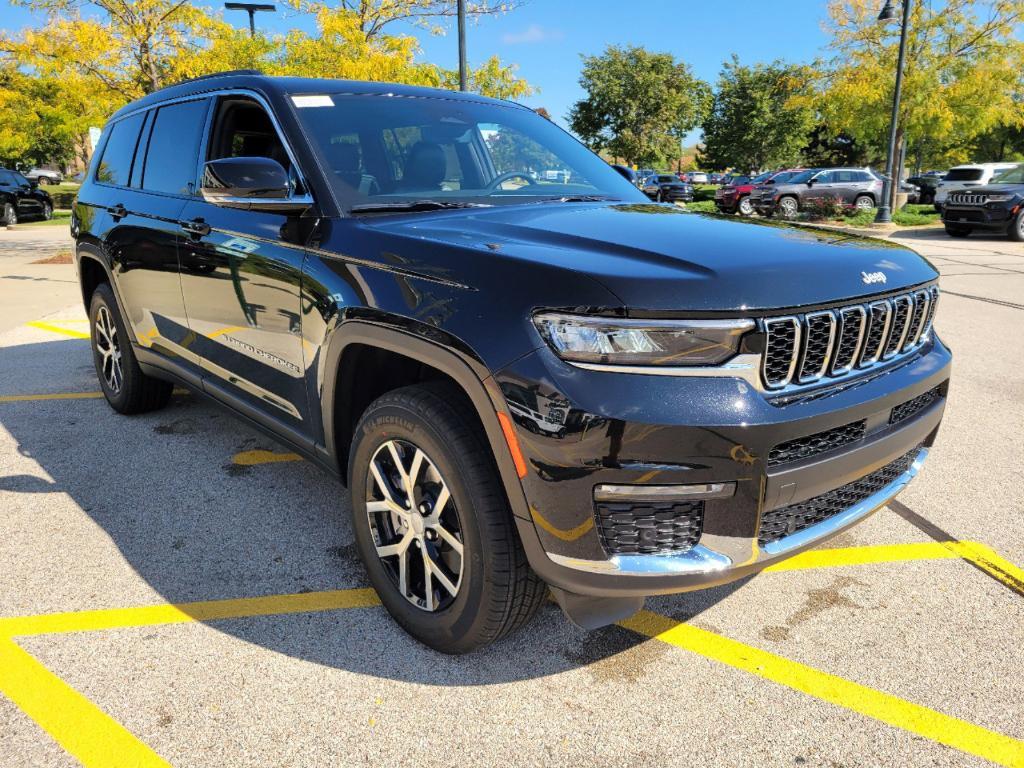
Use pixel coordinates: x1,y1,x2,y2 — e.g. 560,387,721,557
73,72,950,653
756,168,882,218
641,173,694,202
941,164,1024,240
1,168,55,224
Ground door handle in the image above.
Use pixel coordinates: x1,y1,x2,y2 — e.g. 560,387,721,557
109,204,127,221
180,217,211,238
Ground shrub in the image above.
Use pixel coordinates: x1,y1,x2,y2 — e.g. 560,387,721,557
801,195,847,221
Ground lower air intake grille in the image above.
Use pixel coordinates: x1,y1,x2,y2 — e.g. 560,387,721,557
767,420,867,467
758,447,920,546
890,386,942,426
596,500,704,556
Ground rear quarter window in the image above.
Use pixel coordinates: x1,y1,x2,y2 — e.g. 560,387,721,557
95,112,146,187
141,99,209,196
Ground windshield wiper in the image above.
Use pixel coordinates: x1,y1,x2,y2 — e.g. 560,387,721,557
350,200,493,214
534,195,622,204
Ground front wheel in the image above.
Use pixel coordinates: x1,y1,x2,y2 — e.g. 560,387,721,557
41,202,53,220
777,196,799,219
944,224,971,238
1008,210,1024,241
737,196,754,216
3,203,17,225
349,383,546,654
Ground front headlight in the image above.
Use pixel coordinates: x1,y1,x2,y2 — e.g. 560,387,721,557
532,313,753,366
985,193,1016,202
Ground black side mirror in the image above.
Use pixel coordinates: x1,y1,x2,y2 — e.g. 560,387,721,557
201,157,311,212
610,165,635,183
807,178,817,186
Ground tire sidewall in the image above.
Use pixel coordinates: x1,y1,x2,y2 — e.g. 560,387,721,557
855,195,875,210
348,399,498,652
1010,210,1024,241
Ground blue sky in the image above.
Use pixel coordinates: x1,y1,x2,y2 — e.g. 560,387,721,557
0,0,833,135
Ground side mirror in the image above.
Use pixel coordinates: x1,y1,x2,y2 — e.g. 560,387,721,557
610,164,635,183
806,178,817,186
28,179,38,189
200,157,311,212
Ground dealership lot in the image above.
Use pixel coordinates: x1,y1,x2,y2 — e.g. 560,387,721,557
1,226,1022,767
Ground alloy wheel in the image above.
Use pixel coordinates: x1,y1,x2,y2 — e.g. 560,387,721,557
855,195,875,210
366,439,464,612
779,198,798,218
738,197,754,216
94,305,123,394
4,204,16,225
43,203,52,220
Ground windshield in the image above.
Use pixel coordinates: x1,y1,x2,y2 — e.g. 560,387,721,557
991,165,1024,184
291,93,644,211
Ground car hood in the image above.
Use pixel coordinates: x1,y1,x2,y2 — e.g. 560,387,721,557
950,184,1024,195
359,202,938,312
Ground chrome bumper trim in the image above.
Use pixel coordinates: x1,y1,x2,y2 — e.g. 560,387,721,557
543,447,929,577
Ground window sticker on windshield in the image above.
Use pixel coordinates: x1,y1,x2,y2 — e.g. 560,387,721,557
291,95,334,108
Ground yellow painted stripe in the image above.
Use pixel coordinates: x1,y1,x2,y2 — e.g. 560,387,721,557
0,588,381,638
232,449,303,466
620,610,1024,767
0,392,103,403
947,541,1024,597
26,321,90,340
0,637,169,767
765,541,962,572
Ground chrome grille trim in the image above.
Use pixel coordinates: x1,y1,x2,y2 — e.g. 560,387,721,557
798,310,837,383
831,306,866,375
760,285,939,392
947,193,987,206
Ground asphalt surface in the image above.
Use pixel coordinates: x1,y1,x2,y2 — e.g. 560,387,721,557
0,223,1022,768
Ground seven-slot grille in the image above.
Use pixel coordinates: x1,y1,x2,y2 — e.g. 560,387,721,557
760,285,938,390
947,192,987,206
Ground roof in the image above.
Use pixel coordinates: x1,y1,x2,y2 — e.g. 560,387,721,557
110,71,517,122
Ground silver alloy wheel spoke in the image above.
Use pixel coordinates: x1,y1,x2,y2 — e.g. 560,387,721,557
95,307,122,394
366,438,464,612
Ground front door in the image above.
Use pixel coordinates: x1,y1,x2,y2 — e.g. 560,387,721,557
177,95,311,436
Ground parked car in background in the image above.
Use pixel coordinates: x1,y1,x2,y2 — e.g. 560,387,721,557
544,169,572,184
641,174,695,202
869,171,922,205
708,172,725,185
934,163,1018,211
715,171,773,215
747,169,808,214
24,168,63,185
941,164,1024,240
757,168,882,218
689,171,709,184
907,175,941,205
677,172,691,182
0,168,54,224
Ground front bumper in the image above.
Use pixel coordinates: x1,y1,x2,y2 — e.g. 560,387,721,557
499,335,951,598
942,204,1016,230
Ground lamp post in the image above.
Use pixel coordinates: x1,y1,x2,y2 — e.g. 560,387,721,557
224,2,276,37
457,0,468,91
875,0,912,224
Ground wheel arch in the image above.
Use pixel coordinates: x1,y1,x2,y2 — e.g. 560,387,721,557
77,249,112,311
321,321,532,522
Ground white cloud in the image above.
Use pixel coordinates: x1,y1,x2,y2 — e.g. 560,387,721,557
502,24,564,45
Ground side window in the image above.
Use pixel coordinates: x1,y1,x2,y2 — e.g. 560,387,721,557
95,112,146,187
142,99,208,196
816,171,836,184
207,97,299,193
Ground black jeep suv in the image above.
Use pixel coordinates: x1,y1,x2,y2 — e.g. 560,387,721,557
72,72,950,653
1,167,55,225
941,165,1024,240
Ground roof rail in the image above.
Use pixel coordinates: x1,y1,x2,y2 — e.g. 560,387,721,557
172,69,264,86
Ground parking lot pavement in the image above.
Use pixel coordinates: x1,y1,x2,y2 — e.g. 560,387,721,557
1,230,1022,768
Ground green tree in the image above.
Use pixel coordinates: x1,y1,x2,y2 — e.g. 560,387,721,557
568,45,710,168
801,124,869,167
290,0,522,39
698,56,815,172
818,0,1024,195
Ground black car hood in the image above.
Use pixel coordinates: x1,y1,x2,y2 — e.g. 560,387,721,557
360,202,938,312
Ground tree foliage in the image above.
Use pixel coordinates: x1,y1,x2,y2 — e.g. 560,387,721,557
817,0,1024,172
568,45,710,167
698,56,815,172
290,0,521,39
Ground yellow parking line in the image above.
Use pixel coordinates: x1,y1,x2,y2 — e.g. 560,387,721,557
232,449,303,466
619,610,1024,767
26,321,90,340
765,541,962,572
0,638,169,767
946,541,1024,598
0,392,103,403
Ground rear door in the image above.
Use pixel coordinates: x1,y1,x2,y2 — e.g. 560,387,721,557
177,94,312,436
98,99,210,385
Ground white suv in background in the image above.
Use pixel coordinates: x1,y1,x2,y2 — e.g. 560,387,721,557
935,162,1019,210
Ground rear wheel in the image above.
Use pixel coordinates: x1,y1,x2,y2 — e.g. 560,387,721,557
944,224,971,238
855,194,875,210
349,383,546,653
89,283,173,414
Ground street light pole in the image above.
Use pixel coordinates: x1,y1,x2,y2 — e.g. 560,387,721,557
875,0,912,224
457,0,468,91
224,2,276,37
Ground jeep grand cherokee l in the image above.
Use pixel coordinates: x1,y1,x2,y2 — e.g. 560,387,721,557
72,72,950,653
757,168,881,218
941,164,1024,240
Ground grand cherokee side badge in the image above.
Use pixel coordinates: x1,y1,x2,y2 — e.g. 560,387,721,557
861,271,887,285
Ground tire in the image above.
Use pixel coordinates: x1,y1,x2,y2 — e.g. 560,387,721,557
1008,210,1024,242
3,203,17,225
37,177,51,186
348,383,546,654
737,196,754,216
89,282,173,414
855,195,875,210
777,196,799,218
944,224,971,238
41,202,53,221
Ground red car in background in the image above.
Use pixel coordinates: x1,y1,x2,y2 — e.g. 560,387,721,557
714,171,770,215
